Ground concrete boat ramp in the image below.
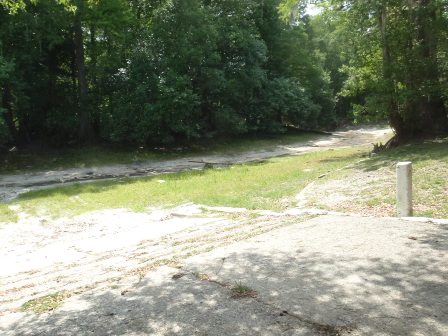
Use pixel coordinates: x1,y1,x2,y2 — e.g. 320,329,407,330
1,212,446,336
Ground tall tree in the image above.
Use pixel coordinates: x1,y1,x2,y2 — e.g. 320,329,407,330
73,0,94,142
0,0,342,148
284,0,448,140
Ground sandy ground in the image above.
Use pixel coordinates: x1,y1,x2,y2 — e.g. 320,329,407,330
0,126,391,201
6,125,445,335
1,213,447,336
295,165,397,217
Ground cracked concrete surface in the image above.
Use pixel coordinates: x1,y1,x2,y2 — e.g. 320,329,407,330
0,204,305,314
184,215,448,336
1,212,447,336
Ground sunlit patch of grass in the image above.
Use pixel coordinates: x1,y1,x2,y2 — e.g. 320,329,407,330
3,137,447,221
309,138,448,218
6,147,367,220
367,140,448,218
0,204,18,224
21,291,71,314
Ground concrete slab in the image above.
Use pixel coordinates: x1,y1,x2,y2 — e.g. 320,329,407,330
1,267,319,336
1,214,446,335
184,215,448,336
0,208,222,277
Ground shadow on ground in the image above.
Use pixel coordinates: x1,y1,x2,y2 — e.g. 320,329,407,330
356,139,448,172
4,217,447,336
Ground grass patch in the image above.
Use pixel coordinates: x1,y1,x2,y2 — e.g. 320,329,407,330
3,137,447,221
231,283,258,299
357,139,448,218
21,291,71,314
0,204,18,223
4,147,366,220
308,138,448,218
0,131,317,174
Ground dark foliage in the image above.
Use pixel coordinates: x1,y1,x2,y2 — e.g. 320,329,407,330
0,0,335,148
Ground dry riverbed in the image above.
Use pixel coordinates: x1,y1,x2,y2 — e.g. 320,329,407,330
0,126,391,201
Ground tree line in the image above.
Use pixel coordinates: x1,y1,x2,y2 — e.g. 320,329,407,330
302,0,448,142
1,0,447,149
0,0,334,148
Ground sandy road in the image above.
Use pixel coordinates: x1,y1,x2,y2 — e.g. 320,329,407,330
0,126,391,201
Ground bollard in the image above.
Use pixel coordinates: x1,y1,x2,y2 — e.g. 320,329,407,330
396,162,413,217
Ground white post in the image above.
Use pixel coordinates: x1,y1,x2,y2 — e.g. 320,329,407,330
396,162,413,217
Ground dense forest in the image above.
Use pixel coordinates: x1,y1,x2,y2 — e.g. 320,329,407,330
1,0,447,149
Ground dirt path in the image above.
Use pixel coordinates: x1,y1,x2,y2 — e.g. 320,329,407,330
0,126,391,201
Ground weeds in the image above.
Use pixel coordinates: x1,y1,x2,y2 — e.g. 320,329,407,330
231,283,258,299
21,291,71,314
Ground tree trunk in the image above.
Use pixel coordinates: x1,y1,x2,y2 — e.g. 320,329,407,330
378,5,406,138
379,1,448,141
1,86,20,145
90,25,97,87
414,0,448,135
74,5,94,143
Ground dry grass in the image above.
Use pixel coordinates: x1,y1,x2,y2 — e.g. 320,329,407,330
303,138,448,218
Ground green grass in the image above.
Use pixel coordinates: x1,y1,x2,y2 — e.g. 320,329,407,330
21,291,71,314
1,147,367,221
3,136,447,222
231,283,258,299
0,204,18,223
0,131,318,174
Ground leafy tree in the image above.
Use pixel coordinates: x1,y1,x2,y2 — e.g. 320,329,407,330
285,0,448,141
0,0,342,148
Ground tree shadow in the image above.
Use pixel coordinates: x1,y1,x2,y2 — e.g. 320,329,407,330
16,169,213,200
5,220,447,336
356,140,448,172
4,268,313,336
416,223,448,251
